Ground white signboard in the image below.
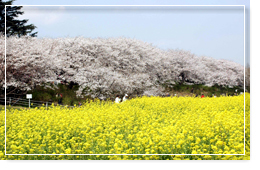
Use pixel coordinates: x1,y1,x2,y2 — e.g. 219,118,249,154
26,94,32,99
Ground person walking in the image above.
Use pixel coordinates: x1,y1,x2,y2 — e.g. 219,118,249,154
123,94,128,102
115,95,121,103
58,93,63,104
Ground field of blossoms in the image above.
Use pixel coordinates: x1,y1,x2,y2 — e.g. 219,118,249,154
0,93,250,160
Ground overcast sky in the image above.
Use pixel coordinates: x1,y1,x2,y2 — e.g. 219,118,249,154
13,0,250,66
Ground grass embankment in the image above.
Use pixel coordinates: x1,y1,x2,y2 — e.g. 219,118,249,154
5,83,245,107
162,83,244,97
0,105,26,111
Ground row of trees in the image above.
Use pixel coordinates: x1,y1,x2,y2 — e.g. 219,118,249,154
0,1,249,99
1,36,245,99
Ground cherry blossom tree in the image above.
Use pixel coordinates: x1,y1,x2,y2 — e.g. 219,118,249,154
1,36,244,98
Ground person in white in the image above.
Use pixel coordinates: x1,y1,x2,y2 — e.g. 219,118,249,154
115,95,121,103
123,94,128,102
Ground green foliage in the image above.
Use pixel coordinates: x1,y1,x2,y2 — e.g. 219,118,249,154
32,92,52,101
207,92,213,97
62,97,71,105
27,83,84,106
194,89,201,95
0,0,37,37
162,80,244,97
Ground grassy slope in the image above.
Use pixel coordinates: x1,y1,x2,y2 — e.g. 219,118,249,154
0,105,26,111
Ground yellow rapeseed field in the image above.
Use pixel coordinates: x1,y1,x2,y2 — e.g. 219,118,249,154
0,93,250,160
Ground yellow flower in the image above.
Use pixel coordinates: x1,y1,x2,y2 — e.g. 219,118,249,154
1,93,250,160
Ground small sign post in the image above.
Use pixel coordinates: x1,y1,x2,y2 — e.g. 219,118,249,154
26,94,32,108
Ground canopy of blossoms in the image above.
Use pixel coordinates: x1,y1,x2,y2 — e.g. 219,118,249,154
0,36,244,98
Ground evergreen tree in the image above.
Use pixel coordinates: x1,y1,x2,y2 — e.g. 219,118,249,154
0,0,37,37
